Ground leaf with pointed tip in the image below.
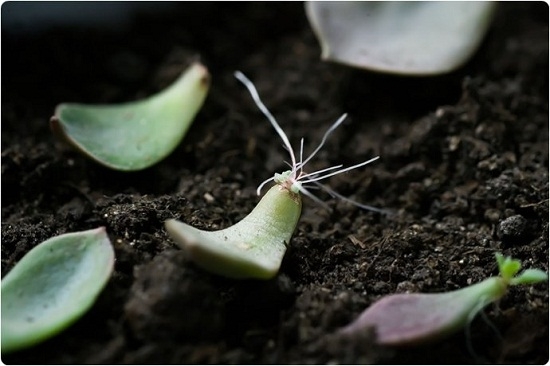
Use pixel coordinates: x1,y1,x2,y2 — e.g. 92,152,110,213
339,255,548,346
1,228,115,353
339,277,507,346
165,185,302,279
50,62,210,171
305,2,497,75
496,252,522,280
511,269,548,286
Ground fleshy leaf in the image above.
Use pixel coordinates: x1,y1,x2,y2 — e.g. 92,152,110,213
340,253,548,346
50,62,210,171
510,269,548,286
165,185,302,279
305,1,497,75
1,227,115,353
339,277,507,346
496,252,522,281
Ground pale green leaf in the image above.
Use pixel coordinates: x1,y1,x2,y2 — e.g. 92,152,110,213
50,62,210,171
305,1,497,75
1,227,114,353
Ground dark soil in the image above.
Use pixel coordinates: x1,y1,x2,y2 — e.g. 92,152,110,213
2,2,548,364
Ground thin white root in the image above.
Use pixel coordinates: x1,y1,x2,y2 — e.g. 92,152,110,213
299,164,344,180
300,156,380,184
256,176,276,196
235,70,386,214
297,185,331,211
313,181,391,214
234,71,298,169
298,113,348,171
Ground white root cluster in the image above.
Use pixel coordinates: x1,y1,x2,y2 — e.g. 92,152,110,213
234,71,385,213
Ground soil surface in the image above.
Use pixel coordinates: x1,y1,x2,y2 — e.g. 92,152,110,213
2,2,548,364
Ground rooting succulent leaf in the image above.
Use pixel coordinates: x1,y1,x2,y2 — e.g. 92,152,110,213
305,1,497,75
165,185,302,279
50,62,210,171
339,253,548,346
1,227,115,353
165,71,382,280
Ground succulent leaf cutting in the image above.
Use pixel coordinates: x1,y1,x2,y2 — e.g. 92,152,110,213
165,71,382,279
1,228,115,353
50,62,210,171
338,253,548,346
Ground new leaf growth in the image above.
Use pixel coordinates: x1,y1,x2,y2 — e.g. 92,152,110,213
339,253,548,346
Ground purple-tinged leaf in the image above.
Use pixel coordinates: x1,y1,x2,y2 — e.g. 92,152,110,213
339,254,547,346
339,277,507,346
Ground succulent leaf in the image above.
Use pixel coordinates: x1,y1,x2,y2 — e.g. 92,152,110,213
50,62,210,171
165,185,302,279
1,228,114,353
305,1,497,75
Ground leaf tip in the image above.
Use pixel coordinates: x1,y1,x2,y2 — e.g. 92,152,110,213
510,268,549,286
194,62,211,88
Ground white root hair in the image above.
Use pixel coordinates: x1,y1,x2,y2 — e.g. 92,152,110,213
235,71,386,214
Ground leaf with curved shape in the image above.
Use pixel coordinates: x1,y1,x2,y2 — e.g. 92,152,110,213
50,62,210,170
338,253,547,346
1,227,115,353
165,185,302,279
305,2,497,75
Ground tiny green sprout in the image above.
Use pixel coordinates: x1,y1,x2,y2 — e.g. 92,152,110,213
495,252,549,286
50,62,210,171
165,72,383,279
1,228,114,353
338,252,548,346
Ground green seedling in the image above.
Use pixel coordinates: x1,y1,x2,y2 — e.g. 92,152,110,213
1,227,114,353
50,62,210,171
305,1,496,75
165,71,383,279
339,253,548,346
